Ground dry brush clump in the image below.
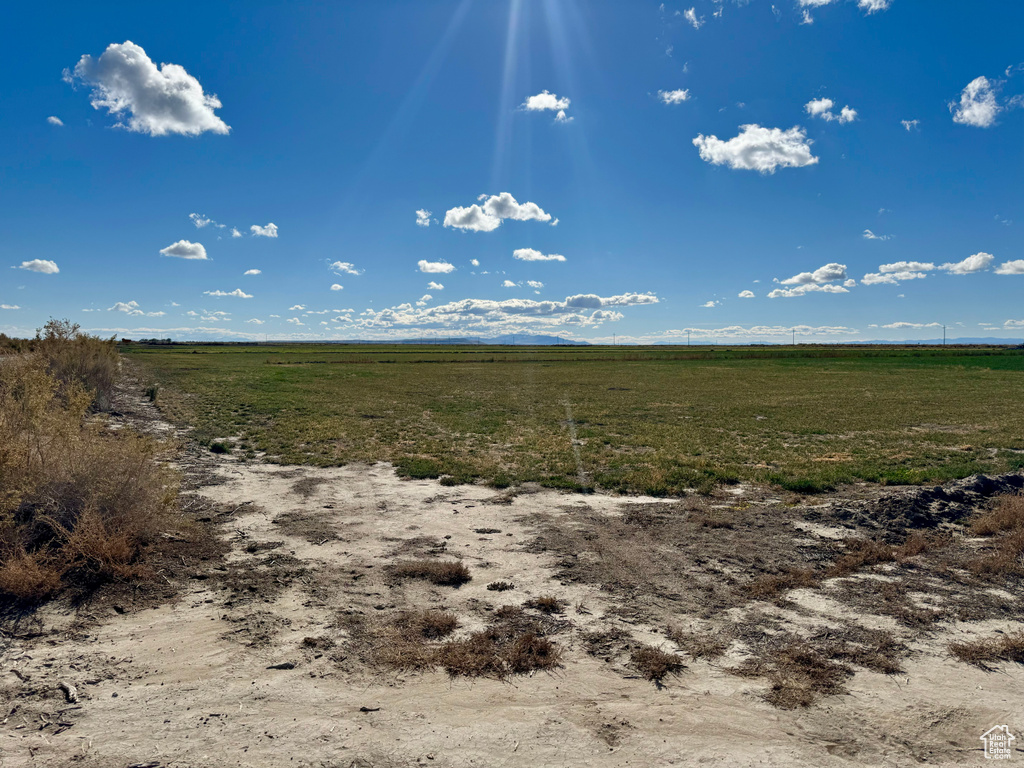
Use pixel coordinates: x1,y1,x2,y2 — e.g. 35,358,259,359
630,645,686,685
949,631,1024,669
967,495,1024,576
390,559,472,587
0,331,176,605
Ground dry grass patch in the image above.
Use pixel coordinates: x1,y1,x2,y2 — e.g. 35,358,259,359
743,568,818,600
731,638,852,709
524,595,564,613
667,628,730,661
390,559,471,587
966,495,1024,576
630,645,685,685
949,631,1024,669
971,494,1024,536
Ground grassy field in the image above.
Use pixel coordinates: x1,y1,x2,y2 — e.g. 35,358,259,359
127,343,1024,495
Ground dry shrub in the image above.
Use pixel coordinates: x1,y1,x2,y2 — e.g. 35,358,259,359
743,568,818,600
486,581,515,591
0,343,175,604
392,609,459,640
968,529,1024,577
971,495,1024,536
828,538,896,577
819,630,906,675
524,595,564,614
731,638,851,709
667,628,730,661
37,318,119,412
391,559,471,587
895,530,932,559
949,631,1024,669
630,645,685,685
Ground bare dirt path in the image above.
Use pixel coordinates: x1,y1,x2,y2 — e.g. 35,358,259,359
1,379,1022,767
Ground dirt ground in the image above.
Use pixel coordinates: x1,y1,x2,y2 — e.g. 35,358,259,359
1,386,1022,767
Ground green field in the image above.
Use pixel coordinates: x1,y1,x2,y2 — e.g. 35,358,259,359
128,344,1024,495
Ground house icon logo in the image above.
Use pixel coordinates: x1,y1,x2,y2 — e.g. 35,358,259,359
982,725,1016,760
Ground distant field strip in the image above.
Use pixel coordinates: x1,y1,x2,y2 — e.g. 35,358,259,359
128,344,1024,495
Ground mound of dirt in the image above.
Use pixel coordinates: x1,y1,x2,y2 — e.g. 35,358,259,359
827,472,1024,532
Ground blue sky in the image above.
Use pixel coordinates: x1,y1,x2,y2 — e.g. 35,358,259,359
2,0,1023,343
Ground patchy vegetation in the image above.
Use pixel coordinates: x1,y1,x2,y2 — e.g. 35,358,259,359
949,631,1024,669
390,559,472,587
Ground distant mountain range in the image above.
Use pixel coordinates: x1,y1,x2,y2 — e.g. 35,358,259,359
392,333,590,346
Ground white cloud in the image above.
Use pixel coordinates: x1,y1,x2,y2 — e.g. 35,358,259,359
65,41,229,137
0,304,20,310
683,8,705,28
246,318,264,325
798,0,834,6
526,280,544,289
939,252,994,274
444,193,552,232
427,281,444,290
881,322,941,329
330,284,344,291
330,261,362,275
416,209,432,227
901,119,920,131
862,229,892,241
109,301,139,313
243,268,262,276
416,294,433,307
780,262,847,285
768,283,849,298
861,271,927,285
231,227,242,238
47,116,64,126
418,259,455,274
513,248,566,262
995,259,1024,275
702,300,719,308
289,305,305,311
738,290,755,298
17,259,60,274
470,259,480,267
844,278,857,288
189,212,213,228
250,222,278,238
204,289,253,298
521,90,570,112
502,280,518,288
858,0,891,12
554,109,573,124
951,77,1000,128
805,98,857,123
1005,320,1024,329
693,124,818,173
286,318,304,326
159,240,208,260
879,261,935,273
658,89,690,105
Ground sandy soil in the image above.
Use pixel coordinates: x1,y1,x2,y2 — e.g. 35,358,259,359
1,395,1022,767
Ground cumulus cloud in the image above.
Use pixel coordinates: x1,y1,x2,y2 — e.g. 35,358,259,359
658,89,690,105
693,125,818,173
427,281,444,290
805,98,857,123
861,271,927,285
951,77,1001,128
231,227,242,238
246,318,264,325
881,321,941,329
47,116,63,126
683,8,705,28
1005,320,1024,329
768,283,849,298
250,223,278,238
244,268,261,276
444,193,552,232
513,248,566,262
738,290,755,298
330,284,343,291
470,259,480,267
502,280,518,288
107,300,164,317
879,261,934,273
521,90,570,112
204,289,252,298
416,294,433,307
286,318,304,326
330,261,362,275
995,259,1024,275
939,252,994,274
901,119,920,131
526,280,544,289
189,212,213,228
159,240,208,260
415,209,432,227
65,41,229,137
701,300,719,308
418,259,455,274
17,259,60,274
862,229,892,241
288,305,304,311
780,263,847,285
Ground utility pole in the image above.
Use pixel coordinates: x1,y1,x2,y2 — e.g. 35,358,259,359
612,333,616,346
687,330,690,346
943,325,946,345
